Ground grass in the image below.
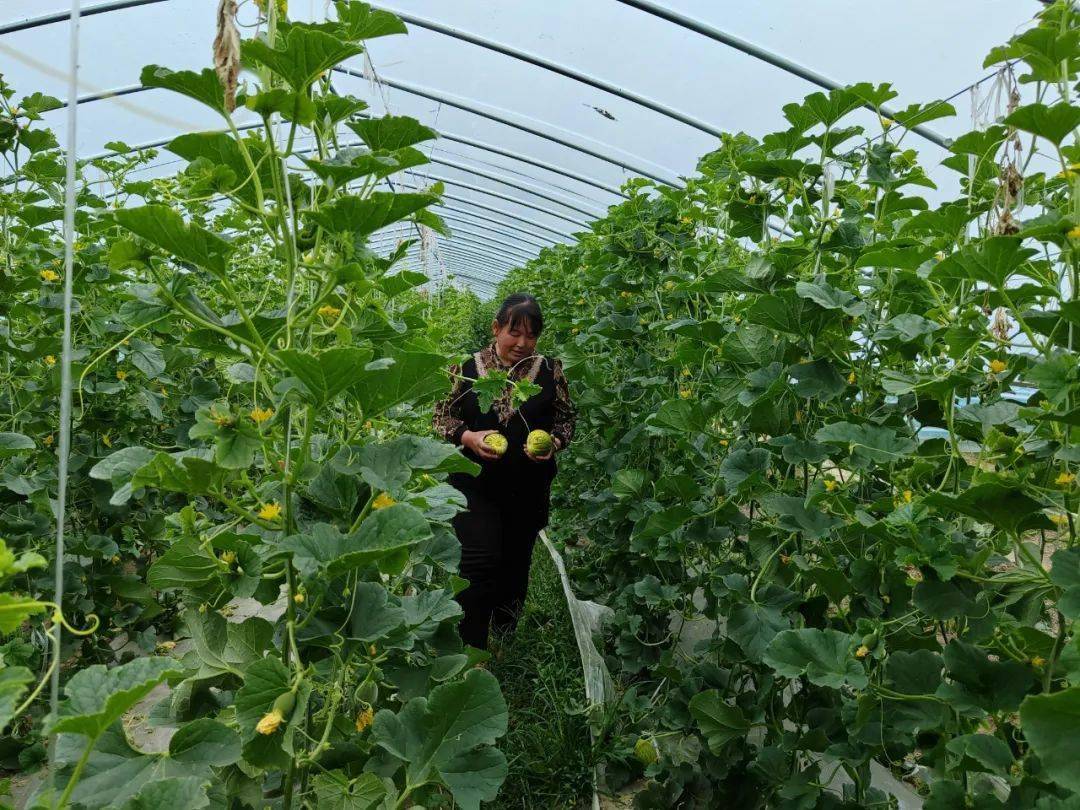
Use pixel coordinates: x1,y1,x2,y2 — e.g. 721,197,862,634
490,542,595,810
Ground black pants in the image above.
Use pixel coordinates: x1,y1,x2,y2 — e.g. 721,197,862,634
451,483,545,650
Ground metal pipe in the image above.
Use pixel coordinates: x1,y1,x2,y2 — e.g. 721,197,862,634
0,0,167,35
613,0,950,149
402,171,590,227
371,228,537,261
388,8,726,139
369,232,532,265
332,67,683,187
375,219,547,255
434,213,555,249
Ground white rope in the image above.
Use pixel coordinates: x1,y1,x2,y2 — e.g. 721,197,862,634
50,0,82,770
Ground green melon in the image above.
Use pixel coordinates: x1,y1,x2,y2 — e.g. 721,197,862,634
483,432,508,456
526,429,553,456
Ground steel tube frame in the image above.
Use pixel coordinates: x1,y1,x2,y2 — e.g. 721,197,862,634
332,68,682,187
614,0,950,149
434,214,554,249
388,8,726,139
377,220,546,255
0,0,167,35
376,239,518,273
437,193,574,239
369,231,533,264
371,228,536,262
402,171,590,227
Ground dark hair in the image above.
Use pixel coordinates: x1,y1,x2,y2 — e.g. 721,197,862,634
494,293,543,336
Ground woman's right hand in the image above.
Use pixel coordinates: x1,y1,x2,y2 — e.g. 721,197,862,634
462,429,503,461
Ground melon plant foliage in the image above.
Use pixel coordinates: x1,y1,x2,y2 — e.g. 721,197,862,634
500,4,1080,806
0,3,509,808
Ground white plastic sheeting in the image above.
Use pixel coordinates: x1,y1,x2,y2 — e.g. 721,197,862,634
0,1,1048,291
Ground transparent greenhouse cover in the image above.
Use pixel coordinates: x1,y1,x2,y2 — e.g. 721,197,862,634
0,0,1049,293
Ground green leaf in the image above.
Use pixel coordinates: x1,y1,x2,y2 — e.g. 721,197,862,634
936,641,1032,713
243,25,362,91
0,540,46,581
235,656,312,769
347,116,438,150
347,582,407,643
883,650,947,733
814,421,917,466
147,537,222,597
719,448,769,491
759,494,841,540
181,610,273,681
930,236,1037,291
312,773,387,810
0,594,49,634
689,690,751,753
114,205,231,277
350,346,449,417
1020,687,1080,792
372,669,508,810
727,602,790,663
924,477,1052,535
271,505,432,580
763,629,868,689
330,1,408,40
795,280,864,315
52,657,182,738
787,360,846,400
889,100,957,129
0,432,34,458
0,666,35,731
116,777,210,810
307,192,438,236
632,505,695,544
276,346,374,405
140,66,227,116
1004,102,1080,146
945,734,1013,774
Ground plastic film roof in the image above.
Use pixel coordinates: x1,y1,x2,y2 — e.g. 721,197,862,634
1,0,1047,293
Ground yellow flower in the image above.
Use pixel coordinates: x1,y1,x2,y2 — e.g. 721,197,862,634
779,554,791,565
372,492,396,510
40,269,60,283
1050,512,1070,527
719,439,728,447
43,434,54,447
620,291,631,298
258,502,283,521
355,706,374,732
363,420,373,430
1068,225,1080,240
794,409,803,424
220,550,237,566
989,359,1007,374
576,298,584,305
1056,471,1076,487
680,216,692,224
102,434,112,448
681,368,691,377
369,644,377,657
879,116,894,130
256,708,285,735
155,640,177,653
110,554,120,564
250,406,274,424
847,371,856,384
905,565,923,582
935,251,945,261
116,370,127,381
44,355,56,366
1031,656,1046,668
903,489,913,503
679,388,692,399
855,645,870,659
571,327,579,334
317,304,342,320
824,479,838,492
293,592,305,604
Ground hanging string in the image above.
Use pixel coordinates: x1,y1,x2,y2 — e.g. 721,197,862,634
50,0,82,774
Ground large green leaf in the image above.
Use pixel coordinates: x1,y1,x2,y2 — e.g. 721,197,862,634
631,505,695,544
727,602,790,663
307,192,438,236
372,668,508,810
147,537,222,597
930,236,1037,291
329,1,407,40
312,773,387,810
1020,687,1080,792
763,629,868,689
883,650,948,733
688,690,751,753
51,657,182,738
181,609,274,681
347,582,407,643
759,494,841,540
114,205,231,277
277,346,374,405
243,25,362,91
270,505,432,579
718,448,769,491
787,360,846,400
814,421,916,466
350,346,449,417
1004,102,1080,145
924,478,1052,535
0,432,34,458
936,641,1032,713
235,656,313,769
140,66,227,116
53,719,235,809
0,540,46,582
347,116,438,150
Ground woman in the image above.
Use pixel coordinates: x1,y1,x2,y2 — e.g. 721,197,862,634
433,293,576,650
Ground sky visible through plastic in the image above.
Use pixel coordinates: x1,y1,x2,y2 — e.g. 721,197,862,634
0,0,1048,293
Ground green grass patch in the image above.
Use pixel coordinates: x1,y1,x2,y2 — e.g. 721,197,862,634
490,544,594,810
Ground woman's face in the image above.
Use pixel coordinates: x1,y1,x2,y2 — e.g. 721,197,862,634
492,319,538,363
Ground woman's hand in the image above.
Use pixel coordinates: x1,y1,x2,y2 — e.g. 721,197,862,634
462,429,503,461
524,440,556,463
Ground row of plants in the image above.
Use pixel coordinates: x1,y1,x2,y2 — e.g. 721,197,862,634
498,3,1079,807
1,3,518,808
